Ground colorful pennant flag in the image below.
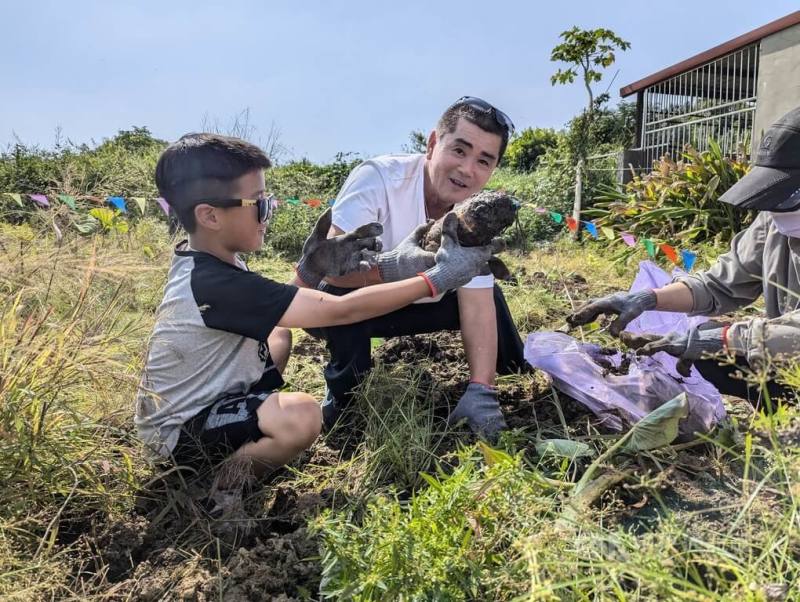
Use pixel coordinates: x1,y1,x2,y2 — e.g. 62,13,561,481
29,194,49,207
681,249,697,271
57,194,76,209
156,197,170,215
643,239,657,258
534,207,548,214
621,232,637,247
660,243,678,264
566,216,578,232
601,226,615,241
328,198,336,206
549,211,563,224
107,196,127,212
132,197,147,214
305,198,322,208
584,222,598,239
287,197,301,206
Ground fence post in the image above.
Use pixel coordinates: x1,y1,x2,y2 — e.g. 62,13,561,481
572,157,583,240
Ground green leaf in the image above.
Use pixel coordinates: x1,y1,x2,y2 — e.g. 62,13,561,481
536,439,593,459
622,393,689,453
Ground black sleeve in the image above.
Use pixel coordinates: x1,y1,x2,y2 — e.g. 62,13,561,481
190,255,298,341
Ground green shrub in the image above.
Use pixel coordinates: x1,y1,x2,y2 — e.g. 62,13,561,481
502,127,558,172
586,141,752,246
266,152,362,200
266,202,327,258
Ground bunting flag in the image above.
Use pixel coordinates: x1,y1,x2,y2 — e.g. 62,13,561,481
29,194,49,207
621,232,637,247
681,249,697,271
549,211,563,224
57,194,76,209
156,197,170,215
643,239,657,258
660,243,678,264
601,226,615,241
132,197,147,214
304,198,322,208
107,196,127,212
328,199,336,206
565,216,578,232
583,222,598,239
286,197,300,206
535,207,548,214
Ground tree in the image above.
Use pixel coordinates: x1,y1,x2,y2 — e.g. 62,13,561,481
503,127,558,172
403,130,428,154
550,27,630,234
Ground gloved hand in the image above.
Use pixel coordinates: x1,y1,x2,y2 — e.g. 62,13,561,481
421,213,496,295
620,324,725,377
448,382,508,440
296,208,383,288
568,289,657,336
376,220,436,282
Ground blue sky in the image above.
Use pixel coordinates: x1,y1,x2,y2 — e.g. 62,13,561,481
1,1,797,163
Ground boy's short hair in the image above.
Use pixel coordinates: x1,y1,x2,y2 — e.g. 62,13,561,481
155,133,271,233
436,103,510,163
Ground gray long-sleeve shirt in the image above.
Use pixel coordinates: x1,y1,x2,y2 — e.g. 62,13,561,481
674,212,800,367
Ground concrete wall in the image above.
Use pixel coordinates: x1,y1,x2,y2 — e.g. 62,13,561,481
752,23,800,155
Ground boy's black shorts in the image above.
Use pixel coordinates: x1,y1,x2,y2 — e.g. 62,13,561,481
172,389,277,467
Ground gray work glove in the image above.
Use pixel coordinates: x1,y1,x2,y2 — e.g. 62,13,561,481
376,220,436,282
620,324,725,377
568,289,657,336
448,382,508,441
420,213,496,295
296,208,383,288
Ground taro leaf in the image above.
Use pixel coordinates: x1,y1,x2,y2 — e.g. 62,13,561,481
536,439,593,459
622,393,688,453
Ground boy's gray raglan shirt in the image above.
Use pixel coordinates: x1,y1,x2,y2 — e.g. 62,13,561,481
135,244,297,457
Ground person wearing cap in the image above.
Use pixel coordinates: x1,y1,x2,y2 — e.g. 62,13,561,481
568,106,800,405
307,97,527,438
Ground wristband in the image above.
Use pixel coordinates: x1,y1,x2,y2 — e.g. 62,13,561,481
417,272,437,297
721,324,731,355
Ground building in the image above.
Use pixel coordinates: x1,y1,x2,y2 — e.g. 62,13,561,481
620,11,800,171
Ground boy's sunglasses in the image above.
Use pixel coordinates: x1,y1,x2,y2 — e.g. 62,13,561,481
201,194,277,223
451,96,516,137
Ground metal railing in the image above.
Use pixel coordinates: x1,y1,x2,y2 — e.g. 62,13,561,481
638,43,759,168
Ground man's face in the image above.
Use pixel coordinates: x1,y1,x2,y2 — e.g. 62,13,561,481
426,117,503,205
216,169,269,253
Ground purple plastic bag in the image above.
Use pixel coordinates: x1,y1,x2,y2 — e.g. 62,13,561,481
524,261,726,436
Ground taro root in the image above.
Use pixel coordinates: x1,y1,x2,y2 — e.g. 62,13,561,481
422,190,519,280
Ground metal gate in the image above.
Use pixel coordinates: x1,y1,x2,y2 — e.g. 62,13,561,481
639,43,759,167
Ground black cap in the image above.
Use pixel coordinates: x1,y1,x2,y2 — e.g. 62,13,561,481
719,105,800,212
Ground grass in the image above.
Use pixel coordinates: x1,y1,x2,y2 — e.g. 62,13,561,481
1,218,798,600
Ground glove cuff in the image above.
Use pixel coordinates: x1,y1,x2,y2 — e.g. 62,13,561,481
376,249,401,282
632,288,658,310
295,259,322,289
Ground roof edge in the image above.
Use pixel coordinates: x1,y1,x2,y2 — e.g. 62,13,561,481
620,11,800,98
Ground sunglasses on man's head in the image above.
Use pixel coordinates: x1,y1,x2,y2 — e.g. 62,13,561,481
201,193,277,223
451,96,516,138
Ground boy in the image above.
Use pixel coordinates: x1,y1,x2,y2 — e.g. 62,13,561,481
135,133,494,513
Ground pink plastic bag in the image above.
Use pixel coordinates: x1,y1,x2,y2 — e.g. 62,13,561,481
524,262,726,437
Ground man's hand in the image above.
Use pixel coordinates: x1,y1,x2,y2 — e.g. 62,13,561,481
620,324,725,377
376,220,436,282
568,289,657,336
421,213,495,295
296,208,383,288
448,382,507,441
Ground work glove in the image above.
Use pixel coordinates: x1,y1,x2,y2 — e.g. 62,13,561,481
376,220,436,282
620,323,725,377
568,289,657,336
296,208,383,288
420,213,497,295
448,382,508,441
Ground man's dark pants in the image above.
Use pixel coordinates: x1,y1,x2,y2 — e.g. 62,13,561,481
307,283,527,405
695,357,795,407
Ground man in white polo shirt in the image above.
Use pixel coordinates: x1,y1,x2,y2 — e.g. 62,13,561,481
312,97,526,439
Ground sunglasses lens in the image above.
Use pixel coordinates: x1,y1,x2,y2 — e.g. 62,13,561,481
454,96,514,136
